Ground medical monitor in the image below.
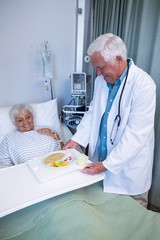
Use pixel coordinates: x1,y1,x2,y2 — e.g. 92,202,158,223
71,72,86,96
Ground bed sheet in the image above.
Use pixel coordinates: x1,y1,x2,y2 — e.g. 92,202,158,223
1,182,160,240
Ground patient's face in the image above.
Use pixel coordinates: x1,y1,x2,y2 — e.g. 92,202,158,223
15,111,34,132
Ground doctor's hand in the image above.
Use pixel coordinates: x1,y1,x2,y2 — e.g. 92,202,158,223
81,162,107,175
62,139,78,150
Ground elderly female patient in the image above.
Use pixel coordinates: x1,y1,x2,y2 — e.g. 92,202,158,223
0,104,63,168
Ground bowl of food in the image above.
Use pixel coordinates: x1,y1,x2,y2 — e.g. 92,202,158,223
42,151,74,169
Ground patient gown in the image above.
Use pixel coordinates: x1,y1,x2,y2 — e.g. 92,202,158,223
0,127,61,168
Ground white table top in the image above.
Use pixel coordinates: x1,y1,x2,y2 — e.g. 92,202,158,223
0,149,105,218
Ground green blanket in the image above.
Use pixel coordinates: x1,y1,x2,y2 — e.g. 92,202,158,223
0,182,160,240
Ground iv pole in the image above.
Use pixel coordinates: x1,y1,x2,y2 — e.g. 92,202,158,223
41,41,54,99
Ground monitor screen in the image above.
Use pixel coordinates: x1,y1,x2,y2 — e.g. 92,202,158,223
71,73,86,95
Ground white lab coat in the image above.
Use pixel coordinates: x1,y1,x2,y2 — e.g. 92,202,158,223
72,60,156,195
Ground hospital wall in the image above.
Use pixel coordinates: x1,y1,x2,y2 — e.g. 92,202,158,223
0,0,80,112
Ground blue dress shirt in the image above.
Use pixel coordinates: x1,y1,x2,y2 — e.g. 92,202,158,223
99,66,129,161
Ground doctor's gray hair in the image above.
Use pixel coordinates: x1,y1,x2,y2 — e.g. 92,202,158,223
87,33,127,64
10,103,34,125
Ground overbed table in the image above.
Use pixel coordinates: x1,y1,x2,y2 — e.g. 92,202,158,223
0,149,105,217
1,149,160,240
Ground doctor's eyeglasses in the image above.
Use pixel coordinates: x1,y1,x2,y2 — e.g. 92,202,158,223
110,115,121,145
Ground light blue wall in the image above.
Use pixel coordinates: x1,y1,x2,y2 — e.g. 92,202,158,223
0,0,77,111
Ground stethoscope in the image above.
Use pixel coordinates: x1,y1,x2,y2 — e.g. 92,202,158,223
110,59,130,145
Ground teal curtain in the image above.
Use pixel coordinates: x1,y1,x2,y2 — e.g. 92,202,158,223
89,0,160,211
137,0,160,212
89,0,143,100
92,0,143,59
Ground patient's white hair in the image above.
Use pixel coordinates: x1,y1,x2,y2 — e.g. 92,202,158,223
10,104,34,125
87,33,127,64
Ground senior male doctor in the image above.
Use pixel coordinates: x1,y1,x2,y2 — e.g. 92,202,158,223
63,33,156,206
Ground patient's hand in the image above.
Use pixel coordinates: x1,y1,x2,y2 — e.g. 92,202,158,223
37,128,60,141
63,139,78,150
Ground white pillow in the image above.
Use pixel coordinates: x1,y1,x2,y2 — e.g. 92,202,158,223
0,99,62,143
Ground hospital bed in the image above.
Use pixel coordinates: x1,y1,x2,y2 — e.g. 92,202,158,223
0,99,160,240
